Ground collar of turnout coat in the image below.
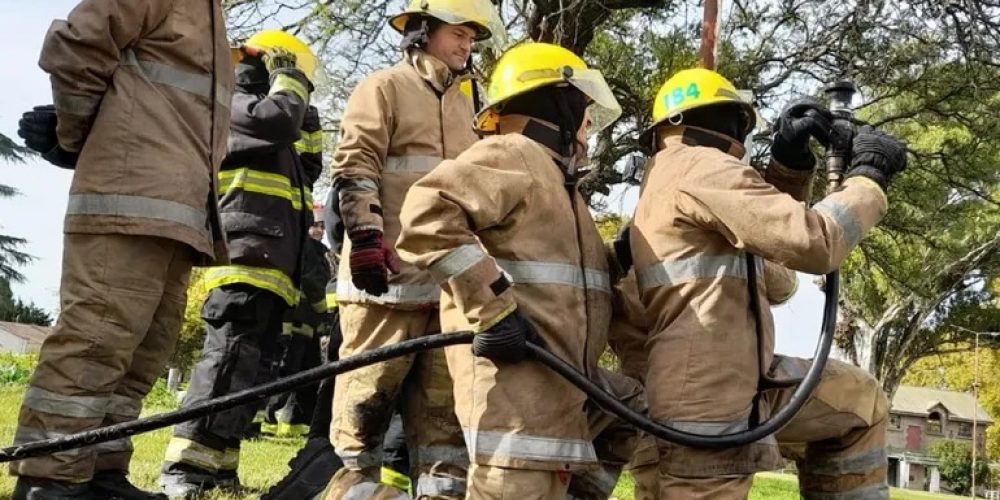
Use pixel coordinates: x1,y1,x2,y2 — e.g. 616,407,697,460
658,125,747,159
406,48,471,94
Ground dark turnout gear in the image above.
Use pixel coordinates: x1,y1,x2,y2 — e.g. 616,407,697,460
771,98,834,170
846,125,909,190
348,230,401,296
161,286,286,486
471,309,536,363
161,47,319,494
10,0,233,485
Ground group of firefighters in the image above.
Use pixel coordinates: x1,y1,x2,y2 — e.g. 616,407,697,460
9,0,910,498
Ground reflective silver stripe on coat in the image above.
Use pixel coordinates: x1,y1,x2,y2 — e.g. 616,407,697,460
54,92,101,117
801,447,887,475
122,49,231,107
813,199,862,249
802,483,889,500
415,445,469,466
337,279,440,304
464,429,597,464
665,420,777,446
67,193,208,234
23,387,108,419
495,260,611,293
429,244,487,283
384,155,442,172
636,253,763,291
771,355,808,380
416,475,466,497
107,394,143,419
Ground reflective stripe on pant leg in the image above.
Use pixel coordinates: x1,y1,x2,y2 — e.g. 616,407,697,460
416,474,467,497
567,465,620,499
463,429,598,464
164,438,239,472
21,387,109,418
380,466,411,491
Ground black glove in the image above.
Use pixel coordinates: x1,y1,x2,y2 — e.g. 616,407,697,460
845,125,908,191
472,310,539,363
771,98,834,170
18,105,79,169
302,105,321,133
612,223,632,273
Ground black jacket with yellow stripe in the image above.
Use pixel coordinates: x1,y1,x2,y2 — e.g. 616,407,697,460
205,61,323,306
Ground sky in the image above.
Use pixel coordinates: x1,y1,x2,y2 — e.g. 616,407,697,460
0,1,828,358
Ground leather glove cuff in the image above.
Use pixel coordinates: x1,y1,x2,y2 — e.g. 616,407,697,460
845,165,889,191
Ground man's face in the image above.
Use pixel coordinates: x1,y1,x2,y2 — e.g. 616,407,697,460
425,24,477,71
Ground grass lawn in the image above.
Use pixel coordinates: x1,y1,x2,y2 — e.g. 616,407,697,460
0,382,972,499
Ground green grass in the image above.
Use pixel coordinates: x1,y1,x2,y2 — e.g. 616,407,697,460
0,363,974,499
611,471,969,499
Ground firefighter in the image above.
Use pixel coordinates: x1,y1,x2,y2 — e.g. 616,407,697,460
10,0,232,497
395,41,646,498
628,68,907,498
263,210,332,438
158,30,323,498
325,0,503,497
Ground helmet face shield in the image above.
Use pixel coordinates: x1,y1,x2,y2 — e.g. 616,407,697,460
566,68,622,134
474,43,621,135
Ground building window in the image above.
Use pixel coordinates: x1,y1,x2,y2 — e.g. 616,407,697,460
958,422,972,438
927,411,943,434
889,414,901,430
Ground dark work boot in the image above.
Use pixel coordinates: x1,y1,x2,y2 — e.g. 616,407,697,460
12,476,103,500
260,437,344,500
90,470,168,499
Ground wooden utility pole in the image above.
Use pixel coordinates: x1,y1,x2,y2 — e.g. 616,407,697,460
700,0,719,69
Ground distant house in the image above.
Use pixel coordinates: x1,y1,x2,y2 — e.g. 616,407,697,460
0,321,51,354
888,385,994,494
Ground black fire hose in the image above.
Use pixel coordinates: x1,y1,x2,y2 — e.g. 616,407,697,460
0,278,838,463
0,84,858,463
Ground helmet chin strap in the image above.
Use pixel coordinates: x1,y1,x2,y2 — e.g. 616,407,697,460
400,18,430,51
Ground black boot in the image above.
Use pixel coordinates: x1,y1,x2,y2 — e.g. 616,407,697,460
90,471,168,500
12,476,103,500
260,437,344,500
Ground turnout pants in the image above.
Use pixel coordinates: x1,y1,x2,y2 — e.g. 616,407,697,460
329,302,467,499
161,284,287,482
465,369,646,500
656,357,890,499
10,234,193,482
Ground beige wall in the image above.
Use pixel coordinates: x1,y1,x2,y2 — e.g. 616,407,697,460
888,412,990,454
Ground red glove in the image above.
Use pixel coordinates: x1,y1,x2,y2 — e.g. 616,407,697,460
349,230,400,296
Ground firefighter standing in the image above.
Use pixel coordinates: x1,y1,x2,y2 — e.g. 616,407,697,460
10,0,232,497
396,42,645,498
263,211,332,438
629,68,908,498
158,31,323,498
325,0,503,497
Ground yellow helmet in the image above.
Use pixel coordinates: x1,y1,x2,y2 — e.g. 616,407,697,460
476,42,622,134
649,68,755,134
389,0,499,41
245,30,318,81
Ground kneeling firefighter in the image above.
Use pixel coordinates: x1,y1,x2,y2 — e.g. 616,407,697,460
629,68,908,498
395,42,646,498
158,30,323,498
